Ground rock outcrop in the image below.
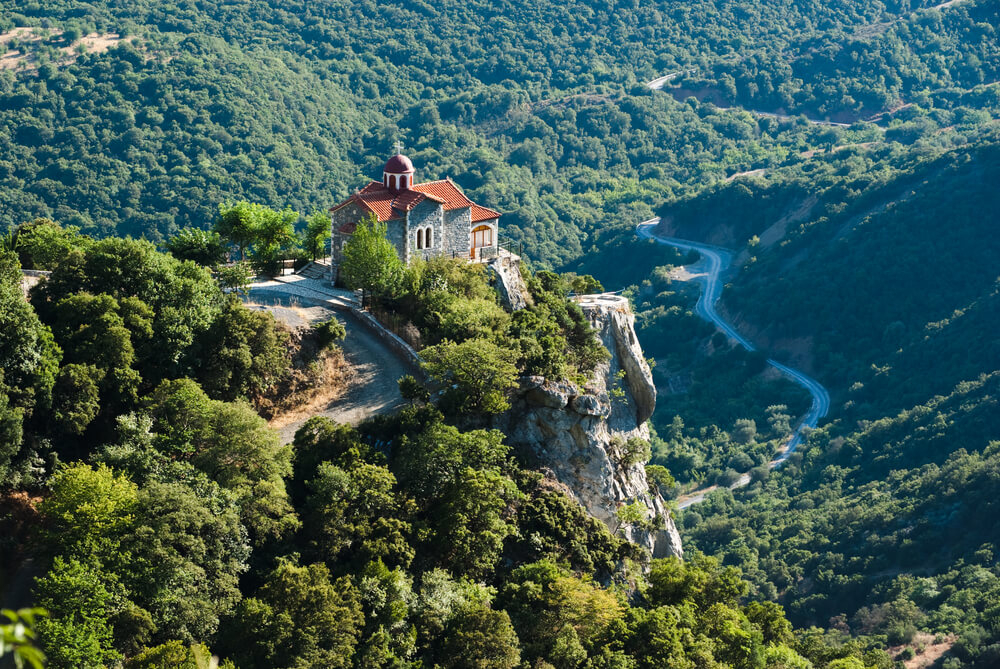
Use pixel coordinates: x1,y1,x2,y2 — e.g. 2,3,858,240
487,254,529,311
497,294,682,559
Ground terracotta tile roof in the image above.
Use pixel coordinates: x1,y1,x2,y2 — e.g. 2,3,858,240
411,179,475,210
331,178,501,225
393,188,444,212
471,204,501,223
331,182,402,221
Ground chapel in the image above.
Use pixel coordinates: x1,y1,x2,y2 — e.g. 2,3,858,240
329,152,501,281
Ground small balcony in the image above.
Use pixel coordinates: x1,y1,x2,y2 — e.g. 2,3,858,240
470,237,522,263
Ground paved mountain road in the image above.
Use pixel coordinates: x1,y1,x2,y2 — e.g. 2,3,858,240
246,289,414,443
637,220,830,508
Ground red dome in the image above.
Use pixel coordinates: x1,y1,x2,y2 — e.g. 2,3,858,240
383,153,415,174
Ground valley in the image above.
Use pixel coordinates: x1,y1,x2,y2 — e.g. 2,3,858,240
636,220,830,508
0,0,998,666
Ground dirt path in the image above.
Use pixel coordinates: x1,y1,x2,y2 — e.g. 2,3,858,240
246,291,415,443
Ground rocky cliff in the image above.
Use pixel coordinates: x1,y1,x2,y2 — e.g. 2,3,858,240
487,254,529,311
497,294,683,559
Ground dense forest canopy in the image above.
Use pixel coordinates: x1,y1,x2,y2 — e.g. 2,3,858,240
0,0,994,269
610,120,1000,666
0,224,891,668
0,0,999,665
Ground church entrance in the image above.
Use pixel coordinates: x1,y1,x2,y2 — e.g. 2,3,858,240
471,225,493,259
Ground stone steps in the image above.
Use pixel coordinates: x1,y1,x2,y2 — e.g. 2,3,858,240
296,259,331,280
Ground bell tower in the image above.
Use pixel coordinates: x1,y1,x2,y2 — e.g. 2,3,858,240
382,142,415,192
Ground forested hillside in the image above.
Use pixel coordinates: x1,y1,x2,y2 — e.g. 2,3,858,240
622,119,1000,665
1,0,999,666
0,223,888,668
2,0,995,268
672,0,1000,122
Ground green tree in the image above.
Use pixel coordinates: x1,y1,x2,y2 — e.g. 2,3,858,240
50,363,101,435
438,603,521,669
196,295,290,402
251,205,299,275
166,228,228,266
146,378,297,543
305,460,414,569
303,211,332,261
290,417,371,503
398,374,429,404
354,560,417,666
766,405,791,437
645,464,676,498
215,261,253,298
38,463,138,565
732,418,757,445
0,249,60,415
14,219,90,270
436,467,522,578
500,561,624,663
125,480,250,644
48,292,147,412
393,421,511,500
0,384,24,486
220,560,363,669
35,558,121,669
415,569,520,668
645,554,749,609
214,201,258,261
314,317,346,350
339,215,403,304
33,237,220,381
126,641,223,669
421,338,518,414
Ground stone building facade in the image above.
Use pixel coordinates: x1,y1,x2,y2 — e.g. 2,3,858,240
330,153,500,282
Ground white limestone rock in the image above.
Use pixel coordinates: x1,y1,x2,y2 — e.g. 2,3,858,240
488,255,529,311
498,295,682,560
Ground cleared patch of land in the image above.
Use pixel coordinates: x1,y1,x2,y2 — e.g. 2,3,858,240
0,27,134,70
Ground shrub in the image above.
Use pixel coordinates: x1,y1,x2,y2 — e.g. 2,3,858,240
315,317,347,350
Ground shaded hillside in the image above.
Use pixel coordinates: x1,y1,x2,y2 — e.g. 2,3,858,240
644,127,1000,667
685,364,1000,666
722,133,1000,416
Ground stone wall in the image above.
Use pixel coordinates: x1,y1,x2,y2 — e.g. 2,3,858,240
444,207,471,259
406,199,444,263
385,219,407,264
330,201,367,270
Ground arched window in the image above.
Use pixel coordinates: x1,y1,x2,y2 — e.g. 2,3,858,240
416,228,424,250
472,225,493,248
425,227,433,248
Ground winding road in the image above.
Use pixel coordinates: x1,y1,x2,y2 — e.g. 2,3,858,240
245,287,416,443
636,220,830,508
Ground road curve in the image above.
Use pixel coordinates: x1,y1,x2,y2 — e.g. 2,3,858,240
636,219,831,508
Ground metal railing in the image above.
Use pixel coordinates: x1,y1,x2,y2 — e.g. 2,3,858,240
460,237,523,262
